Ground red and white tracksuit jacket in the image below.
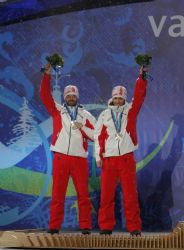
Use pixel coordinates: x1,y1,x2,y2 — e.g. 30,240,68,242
40,73,96,230
94,74,147,232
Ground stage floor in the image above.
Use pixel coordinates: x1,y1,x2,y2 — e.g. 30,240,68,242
0,227,183,249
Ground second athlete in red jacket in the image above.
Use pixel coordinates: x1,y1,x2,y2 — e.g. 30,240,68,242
94,66,147,236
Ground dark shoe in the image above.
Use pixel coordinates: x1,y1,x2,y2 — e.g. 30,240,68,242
81,228,91,235
47,229,59,235
100,229,112,235
130,230,141,237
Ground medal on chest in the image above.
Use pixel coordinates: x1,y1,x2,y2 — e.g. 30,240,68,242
115,133,122,141
71,120,77,130
111,109,123,141
64,103,78,130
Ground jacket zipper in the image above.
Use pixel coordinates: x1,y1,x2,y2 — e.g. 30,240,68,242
118,140,121,155
67,125,72,155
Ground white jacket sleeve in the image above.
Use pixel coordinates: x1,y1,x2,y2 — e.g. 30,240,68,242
81,111,96,141
94,112,105,162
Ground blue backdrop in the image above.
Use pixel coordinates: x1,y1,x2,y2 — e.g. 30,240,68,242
0,0,184,232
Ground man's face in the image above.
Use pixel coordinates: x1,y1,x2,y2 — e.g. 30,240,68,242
65,95,78,106
112,97,125,106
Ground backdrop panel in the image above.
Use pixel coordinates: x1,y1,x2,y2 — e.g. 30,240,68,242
0,0,183,231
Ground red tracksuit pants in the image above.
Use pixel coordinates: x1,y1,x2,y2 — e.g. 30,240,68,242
98,153,141,232
49,153,92,230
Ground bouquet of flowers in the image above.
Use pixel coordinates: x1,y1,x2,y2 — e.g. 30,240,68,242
46,53,64,68
135,54,152,80
41,53,64,72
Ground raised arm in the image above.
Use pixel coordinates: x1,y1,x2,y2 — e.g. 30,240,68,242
126,67,148,145
129,66,147,118
40,64,58,116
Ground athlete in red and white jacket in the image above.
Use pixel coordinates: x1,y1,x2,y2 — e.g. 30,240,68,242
94,66,147,236
40,64,96,235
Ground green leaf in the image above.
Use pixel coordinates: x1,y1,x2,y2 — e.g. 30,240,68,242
46,53,64,67
135,54,152,66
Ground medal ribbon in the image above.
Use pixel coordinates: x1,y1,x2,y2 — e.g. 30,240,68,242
64,103,78,121
111,109,123,134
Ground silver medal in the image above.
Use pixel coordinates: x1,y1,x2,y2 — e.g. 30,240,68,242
115,133,122,141
71,120,77,129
